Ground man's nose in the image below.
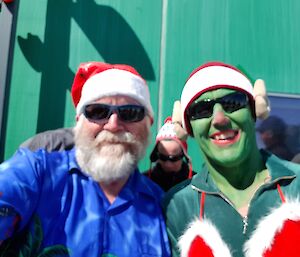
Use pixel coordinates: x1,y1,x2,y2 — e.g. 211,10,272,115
211,104,230,127
103,112,123,132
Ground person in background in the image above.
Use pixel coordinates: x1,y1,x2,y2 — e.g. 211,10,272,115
0,61,171,257
145,117,194,192
256,115,294,161
292,152,300,164
163,61,300,257
19,127,74,152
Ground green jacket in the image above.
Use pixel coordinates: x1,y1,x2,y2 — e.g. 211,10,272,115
163,150,300,257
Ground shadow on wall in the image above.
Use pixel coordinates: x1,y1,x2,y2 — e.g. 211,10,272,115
16,0,155,132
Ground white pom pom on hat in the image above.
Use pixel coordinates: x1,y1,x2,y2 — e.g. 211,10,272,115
181,61,255,135
71,61,154,119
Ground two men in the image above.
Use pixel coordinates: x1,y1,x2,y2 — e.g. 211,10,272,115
0,62,170,257
163,62,300,257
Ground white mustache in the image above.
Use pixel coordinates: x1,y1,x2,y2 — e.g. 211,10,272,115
94,130,136,145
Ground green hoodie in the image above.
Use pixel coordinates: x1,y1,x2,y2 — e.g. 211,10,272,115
163,150,300,257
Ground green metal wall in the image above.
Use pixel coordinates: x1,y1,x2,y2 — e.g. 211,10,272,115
2,0,300,172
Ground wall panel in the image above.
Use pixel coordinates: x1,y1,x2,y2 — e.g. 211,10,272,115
1,0,163,172
2,0,300,172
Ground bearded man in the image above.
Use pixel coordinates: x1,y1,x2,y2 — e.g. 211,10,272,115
163,62,300,257
0,62,171,257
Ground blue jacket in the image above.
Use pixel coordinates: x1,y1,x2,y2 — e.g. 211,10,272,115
0,148,170,257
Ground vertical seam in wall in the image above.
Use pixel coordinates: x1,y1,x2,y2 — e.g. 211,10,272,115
157,0,168,131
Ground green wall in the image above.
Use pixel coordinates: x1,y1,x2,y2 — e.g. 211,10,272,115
2,0,300,172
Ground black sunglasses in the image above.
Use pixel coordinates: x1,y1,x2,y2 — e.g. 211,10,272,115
157,152,184,162
83,104,146,123
187,91,249,120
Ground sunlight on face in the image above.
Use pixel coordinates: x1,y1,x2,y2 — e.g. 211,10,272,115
189,88,257,167
157,140,183,173
74,96,151,183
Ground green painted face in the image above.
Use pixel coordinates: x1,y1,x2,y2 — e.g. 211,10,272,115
189,88,257,168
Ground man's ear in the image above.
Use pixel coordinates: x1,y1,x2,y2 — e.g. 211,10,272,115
253,79,271,120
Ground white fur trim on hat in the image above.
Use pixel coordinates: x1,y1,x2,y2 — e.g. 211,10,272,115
76,69,153,117
181,64,253,132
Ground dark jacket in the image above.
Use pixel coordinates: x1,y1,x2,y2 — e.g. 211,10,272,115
20,128,74,152
145,162,195,192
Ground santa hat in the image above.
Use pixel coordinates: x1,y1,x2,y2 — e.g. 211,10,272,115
71,61,153,119
180,61,269,135
149,117,193,178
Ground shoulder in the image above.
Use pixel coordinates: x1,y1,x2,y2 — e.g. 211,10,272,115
264,151,300,193
20,128,74,152
266,151,300,177
0,149,75,197
1,148,75,177
292,153,300,164
136,171,165,199
162,177,199,238
162,178,194,210
142,169,151,177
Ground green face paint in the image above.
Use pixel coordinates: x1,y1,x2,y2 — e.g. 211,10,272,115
189,88,257,168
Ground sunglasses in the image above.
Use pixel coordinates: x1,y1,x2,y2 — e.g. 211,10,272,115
83,104,146,123
157,152,184,162
187,91,249,120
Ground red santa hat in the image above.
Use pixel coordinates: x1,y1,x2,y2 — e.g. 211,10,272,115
71,61,154,119
180,62,255,135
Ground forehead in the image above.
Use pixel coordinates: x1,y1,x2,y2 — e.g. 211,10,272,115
93,95,141,105
157,139,182,151
195,88,237,102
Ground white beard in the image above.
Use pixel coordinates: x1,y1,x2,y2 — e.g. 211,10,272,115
74,119,150,184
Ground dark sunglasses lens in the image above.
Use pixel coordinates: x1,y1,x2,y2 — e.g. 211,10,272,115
188,92,248,120
84,104,110,120
221,92,248,113
118,105,145,122
188,101,214,120
158,153,183,162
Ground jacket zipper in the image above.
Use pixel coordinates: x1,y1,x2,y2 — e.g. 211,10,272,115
242,215,248,234
191,175,294,235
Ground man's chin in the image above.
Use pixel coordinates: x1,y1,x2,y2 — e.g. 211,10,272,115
79,151,136,182
98,174,130,185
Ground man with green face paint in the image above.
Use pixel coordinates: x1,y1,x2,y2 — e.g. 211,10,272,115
163,62,300,257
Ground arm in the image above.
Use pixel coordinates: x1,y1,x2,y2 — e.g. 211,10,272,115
0,149,42,243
